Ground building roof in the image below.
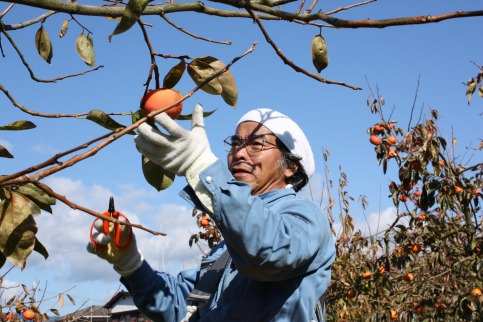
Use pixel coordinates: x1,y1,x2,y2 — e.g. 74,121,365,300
55,305,109,321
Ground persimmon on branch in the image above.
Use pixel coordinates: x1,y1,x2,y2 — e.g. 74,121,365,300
0,42,255,235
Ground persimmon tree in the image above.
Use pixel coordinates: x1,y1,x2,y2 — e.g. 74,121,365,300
325,89,482,320
0,0,482,319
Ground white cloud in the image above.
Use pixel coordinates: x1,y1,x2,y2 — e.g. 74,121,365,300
0,139,13,151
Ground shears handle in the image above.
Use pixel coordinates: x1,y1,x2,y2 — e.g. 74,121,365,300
89,211,133,249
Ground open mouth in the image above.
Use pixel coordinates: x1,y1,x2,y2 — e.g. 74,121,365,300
230,162,253,177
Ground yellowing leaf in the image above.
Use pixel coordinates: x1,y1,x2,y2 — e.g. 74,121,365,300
108,0,149,42
35,25,53,64
86,109,132,133
187,56,238,107
0,192,38,269
58,294,64,307
0,120,36,131
58,19,69,38
76,33,95,66
187,59,222,95
311,34,329,73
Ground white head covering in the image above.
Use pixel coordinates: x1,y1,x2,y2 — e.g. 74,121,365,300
237,108,315,178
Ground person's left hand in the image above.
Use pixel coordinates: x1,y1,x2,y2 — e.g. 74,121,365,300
134,104,216,176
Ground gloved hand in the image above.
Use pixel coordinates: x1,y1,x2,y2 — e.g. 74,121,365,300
134,104,217,177
86,218,144,277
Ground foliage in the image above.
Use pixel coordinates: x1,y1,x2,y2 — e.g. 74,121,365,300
0,281,77,321
325,94,482,321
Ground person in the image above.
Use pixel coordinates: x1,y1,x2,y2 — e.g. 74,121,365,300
87,104,336,322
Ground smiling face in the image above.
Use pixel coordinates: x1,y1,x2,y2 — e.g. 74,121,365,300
227,121,295,195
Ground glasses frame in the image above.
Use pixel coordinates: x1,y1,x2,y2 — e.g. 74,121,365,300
224,134,278,154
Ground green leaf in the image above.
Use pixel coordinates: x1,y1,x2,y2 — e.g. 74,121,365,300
0,120,36,131
15,183,56,214
311,34,329,73
177,108,216,121
0,146,13,159
58,19,69,38
33,237,48,260
108,0,149,42
141,155,175,191
86,109,134,134
163,59,186,89
50,308,60,316
35,25,53,64
76,33,95,66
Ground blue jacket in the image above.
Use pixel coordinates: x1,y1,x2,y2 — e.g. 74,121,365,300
121,160,336,321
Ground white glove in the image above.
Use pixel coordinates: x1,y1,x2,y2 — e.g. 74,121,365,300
86,218,144,277
134,104,217,177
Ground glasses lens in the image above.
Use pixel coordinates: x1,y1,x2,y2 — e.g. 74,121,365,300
224,136,238,152
246,136,265,153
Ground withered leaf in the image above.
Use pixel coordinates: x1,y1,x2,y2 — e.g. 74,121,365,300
76,33,95,66
311,34,329,73
35,25,53,64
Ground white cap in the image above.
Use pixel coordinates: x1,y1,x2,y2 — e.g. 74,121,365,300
237,108,315,177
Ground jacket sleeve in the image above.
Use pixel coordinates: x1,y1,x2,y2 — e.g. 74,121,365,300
180,160,331,282
120,260,197,322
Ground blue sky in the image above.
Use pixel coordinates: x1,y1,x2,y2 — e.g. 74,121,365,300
1,0,482,317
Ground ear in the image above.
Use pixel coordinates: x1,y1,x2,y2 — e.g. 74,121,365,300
283,163,298,179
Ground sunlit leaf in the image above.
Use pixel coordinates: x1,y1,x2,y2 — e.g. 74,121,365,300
76,33,95,66
0,193,38,269
50,308,60,316
141,155,175,191
108,0,149,42
163,60,186,89
187,58,222,95
187,56,238,107
177,108,216,121
311,34,329,73
58,294,64,307
67,294,76,305
58,19,69,38
21,284,30,294
0,121,36,131
15,183,56,214
35,25,53,64
86,109,134,134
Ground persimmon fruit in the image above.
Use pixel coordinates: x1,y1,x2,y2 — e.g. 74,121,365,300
369,135,382,145
390,310,398,319
22,309,35,320
373,124,383,133
200,215,210,228
362,271,372,279
140,88,183,119
472,287,482,297
403,273,415,282
387,136,397,144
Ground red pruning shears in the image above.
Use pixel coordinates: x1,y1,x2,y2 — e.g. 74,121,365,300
89,196,133,249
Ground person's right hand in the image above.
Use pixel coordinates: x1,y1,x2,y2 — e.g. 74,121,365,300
86,218,144,277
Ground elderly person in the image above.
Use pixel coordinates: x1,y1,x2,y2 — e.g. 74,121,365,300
87,105,336,322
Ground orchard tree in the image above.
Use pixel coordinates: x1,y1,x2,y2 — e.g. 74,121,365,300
0,0,482,320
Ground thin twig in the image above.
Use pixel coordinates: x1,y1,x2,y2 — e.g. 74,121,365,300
161,12,232,45
246,8,362,90
0,27,103,83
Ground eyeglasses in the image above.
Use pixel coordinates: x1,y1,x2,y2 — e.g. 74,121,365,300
223,134,278,154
